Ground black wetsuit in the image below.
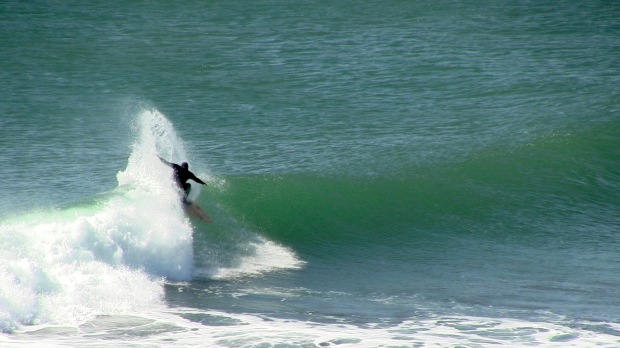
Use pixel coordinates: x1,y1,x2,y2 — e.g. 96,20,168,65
170,163,206,196
159,157,206,199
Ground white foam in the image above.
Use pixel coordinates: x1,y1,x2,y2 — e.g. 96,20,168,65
0,214,168,332
190,205,305,281
203,237,305,280
105,310,620,347
5,308,618,348
0,107,308,334
0,108,192,332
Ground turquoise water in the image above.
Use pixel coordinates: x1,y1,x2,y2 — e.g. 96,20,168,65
1,1,619,346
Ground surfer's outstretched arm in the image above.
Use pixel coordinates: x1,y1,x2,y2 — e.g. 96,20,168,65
158,156,173,167
189,173,207,186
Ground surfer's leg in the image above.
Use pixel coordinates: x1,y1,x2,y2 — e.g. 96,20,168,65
182,183,191,203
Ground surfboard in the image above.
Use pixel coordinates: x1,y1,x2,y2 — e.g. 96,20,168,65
184,201,212,223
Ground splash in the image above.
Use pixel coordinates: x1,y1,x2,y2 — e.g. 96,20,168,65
0,108,193,332
114,108,196,279
0,107,306,333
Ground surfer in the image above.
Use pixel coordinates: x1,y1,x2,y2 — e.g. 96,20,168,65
158,156,207,201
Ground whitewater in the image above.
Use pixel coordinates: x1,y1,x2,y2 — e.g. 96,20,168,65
0,109,304,341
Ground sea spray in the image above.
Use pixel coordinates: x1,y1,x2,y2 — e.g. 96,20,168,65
0,108,194,332
0,107,307,333
115,108,196,279
0,211,166,333
192,213,306,280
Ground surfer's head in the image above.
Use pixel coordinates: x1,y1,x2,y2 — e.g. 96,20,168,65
181,162,189,170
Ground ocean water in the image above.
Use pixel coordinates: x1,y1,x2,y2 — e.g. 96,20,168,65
1,1,619,347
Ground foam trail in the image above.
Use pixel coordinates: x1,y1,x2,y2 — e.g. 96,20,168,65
0,108,193,332
193,216,306,280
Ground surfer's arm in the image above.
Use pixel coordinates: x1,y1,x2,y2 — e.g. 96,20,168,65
158,156,173,167
189,173,207,186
